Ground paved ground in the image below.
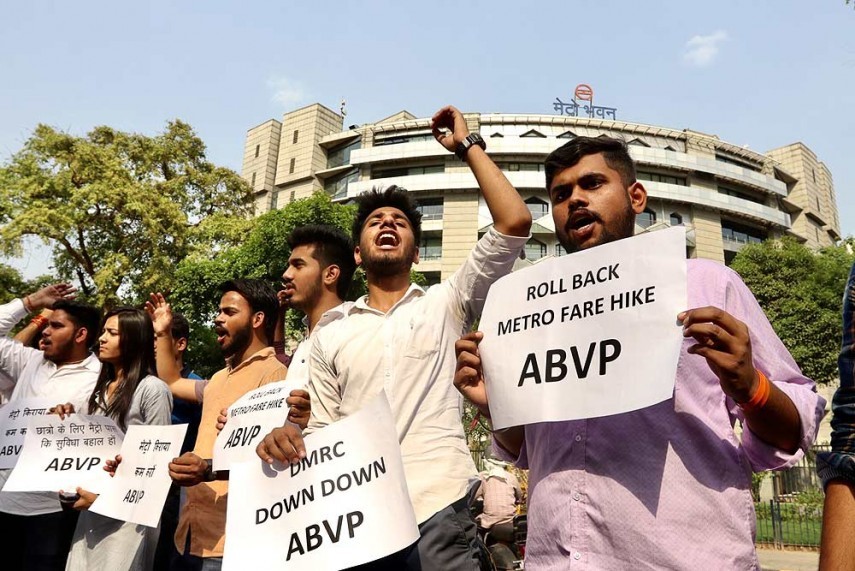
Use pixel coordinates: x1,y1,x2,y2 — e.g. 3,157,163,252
757,547,818,571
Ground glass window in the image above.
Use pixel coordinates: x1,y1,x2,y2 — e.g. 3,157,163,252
555,243,569,257
718,186,766,205
419,236,442,260
524,239,547,260
416,199,443,221
520,129,546,138
293,130,299,144
289,158,296,174
557,131,576,139
669,212,683,226
636,209,656,228
324,169,358,200
327,139,361,169
525,197,549,219
373,133,434,146
372,164,444,179
254,144,260,158
251,172,256,187
721,222,766,245
637,171,687,186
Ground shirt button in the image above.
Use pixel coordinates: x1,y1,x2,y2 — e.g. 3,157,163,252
573,492,581,501
575,435,582,442
573,552,581,560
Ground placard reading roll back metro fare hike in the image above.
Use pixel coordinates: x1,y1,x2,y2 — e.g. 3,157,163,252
479,226,688,430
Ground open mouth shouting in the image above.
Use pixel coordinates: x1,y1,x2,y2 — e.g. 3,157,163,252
566,208,599,243
376,231,400,250
214,326,229,345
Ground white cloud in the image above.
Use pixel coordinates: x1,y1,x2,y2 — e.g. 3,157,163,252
683,30,729,67
267,76,307,107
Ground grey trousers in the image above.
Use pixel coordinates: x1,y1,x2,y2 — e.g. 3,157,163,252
347,494,482,571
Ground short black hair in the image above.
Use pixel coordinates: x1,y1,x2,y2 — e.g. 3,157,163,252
352,186,422,246
51,299,102,350
171,312,191,342
288,225,356,300
218,279,279,344
545,136,637,192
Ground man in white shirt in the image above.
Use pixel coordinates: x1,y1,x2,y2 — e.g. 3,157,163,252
275,224,357,389
0,283,102,571
273,105,532,570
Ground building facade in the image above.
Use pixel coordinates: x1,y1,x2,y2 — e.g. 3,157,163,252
242,103,840,283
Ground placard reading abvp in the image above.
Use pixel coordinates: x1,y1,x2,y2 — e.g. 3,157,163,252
223,392,418,571
479,227,687,429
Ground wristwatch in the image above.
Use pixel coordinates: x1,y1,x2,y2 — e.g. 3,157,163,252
455,133,486,160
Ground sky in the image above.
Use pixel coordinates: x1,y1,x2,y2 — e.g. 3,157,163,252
1,0,853,279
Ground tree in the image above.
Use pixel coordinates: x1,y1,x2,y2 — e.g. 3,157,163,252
172,191,359,327
0,121,253,306
730,238,854,383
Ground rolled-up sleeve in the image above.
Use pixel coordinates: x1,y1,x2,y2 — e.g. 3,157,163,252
724,271,826,471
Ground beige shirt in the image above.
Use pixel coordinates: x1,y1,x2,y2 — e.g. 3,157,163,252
308,228,528,524
175,347,287,558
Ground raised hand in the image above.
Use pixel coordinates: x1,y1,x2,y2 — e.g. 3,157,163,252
27,283,76,311
431,105,471,153
145,293,173,336
454,331,491,418
678,306,758,403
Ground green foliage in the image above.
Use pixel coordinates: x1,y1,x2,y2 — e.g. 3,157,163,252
172,191,358,327
0,264,30,304
0,121,253,306
730,238,855,383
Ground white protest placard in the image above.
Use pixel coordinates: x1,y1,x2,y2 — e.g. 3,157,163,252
3,414,123,493
223,391,419,571
212,379,295,471
480,226,688,429
90,423,188,527
0,397,55,469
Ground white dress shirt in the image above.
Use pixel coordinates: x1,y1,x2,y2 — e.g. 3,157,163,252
308,228,528,523
286,302,351,390
0,298,101,516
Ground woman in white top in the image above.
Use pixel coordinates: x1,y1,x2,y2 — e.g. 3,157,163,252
56,307,172,571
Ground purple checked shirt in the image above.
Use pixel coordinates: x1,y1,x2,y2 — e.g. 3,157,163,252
496,259,826,570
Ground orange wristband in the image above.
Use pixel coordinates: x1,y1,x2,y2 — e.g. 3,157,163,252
30,315,49,329
739,370,771,413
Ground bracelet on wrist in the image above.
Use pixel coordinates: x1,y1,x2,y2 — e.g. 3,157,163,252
23,296,34,312
738,369,771,413
30,315,49,329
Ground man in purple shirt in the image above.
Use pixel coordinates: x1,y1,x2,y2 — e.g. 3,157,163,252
454,137,826,569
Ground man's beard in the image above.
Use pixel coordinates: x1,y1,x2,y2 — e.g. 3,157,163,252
222,324,252,359
43,335,76,364
288,281,322,313
560,204,636,254
361,245,416,278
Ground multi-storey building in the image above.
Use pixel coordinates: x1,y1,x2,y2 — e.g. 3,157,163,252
242,103,839,283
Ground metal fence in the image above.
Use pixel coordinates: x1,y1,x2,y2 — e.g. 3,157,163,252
773,444,829,497
754,444,828,549
755,499,823,548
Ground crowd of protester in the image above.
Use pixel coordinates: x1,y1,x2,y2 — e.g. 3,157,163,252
0,104,848,570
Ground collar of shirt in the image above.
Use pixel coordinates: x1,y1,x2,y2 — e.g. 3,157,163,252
228,346,276,375
41,352,101,374
298,301,354,339
351,283,425,316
